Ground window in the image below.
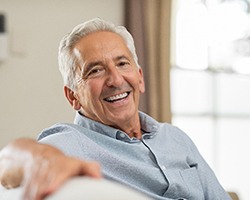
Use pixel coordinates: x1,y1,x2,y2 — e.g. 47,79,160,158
171,0,250,199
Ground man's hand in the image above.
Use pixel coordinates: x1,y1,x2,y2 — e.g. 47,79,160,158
0,138,102,200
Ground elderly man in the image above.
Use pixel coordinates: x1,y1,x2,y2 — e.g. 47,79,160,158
0,18,231,200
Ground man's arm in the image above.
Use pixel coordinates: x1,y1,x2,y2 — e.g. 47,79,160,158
0,138,101,200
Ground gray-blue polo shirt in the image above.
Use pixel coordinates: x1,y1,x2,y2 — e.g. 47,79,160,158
37,112,231,200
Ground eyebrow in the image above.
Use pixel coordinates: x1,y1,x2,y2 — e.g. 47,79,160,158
115,55,130,62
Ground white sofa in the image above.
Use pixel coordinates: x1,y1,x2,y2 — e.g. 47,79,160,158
0,177,151,200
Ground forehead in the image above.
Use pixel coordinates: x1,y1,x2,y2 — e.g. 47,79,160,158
74,31,131,60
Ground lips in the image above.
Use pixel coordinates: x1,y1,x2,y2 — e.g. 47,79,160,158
104,92,130,102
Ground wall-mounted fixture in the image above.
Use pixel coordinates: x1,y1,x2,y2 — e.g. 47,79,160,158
0,14,8,61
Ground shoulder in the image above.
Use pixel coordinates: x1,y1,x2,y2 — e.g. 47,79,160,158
158,122,189,139
37,123,94,157
37,123,88,141
157,122,198,151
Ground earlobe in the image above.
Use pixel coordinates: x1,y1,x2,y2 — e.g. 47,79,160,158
64,86,81,110
138,68,145,93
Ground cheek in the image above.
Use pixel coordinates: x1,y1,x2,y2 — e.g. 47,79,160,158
128,73,144,93
85,80,103,100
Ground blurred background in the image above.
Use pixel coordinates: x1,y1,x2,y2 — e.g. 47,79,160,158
0,0,249,199
0,0,124,145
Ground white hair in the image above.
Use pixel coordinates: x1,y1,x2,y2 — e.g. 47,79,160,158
58,18,139,91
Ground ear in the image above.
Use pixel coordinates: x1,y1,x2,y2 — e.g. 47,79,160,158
64,86,81,110
138,68,145,93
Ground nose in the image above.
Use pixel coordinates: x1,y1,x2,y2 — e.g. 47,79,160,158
106,67,124,87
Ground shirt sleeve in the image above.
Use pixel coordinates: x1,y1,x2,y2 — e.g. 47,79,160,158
178,127,232,200
37,123,86,159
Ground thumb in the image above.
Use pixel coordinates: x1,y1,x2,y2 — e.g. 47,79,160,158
80,161,102,178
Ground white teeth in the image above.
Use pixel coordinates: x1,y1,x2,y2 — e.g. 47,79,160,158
106,92,128,102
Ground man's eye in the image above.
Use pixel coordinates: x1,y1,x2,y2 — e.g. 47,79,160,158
90,68,101,74
118,61,129,67
85,67,104,78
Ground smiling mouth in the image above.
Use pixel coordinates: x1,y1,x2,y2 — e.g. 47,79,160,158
104,92,130,102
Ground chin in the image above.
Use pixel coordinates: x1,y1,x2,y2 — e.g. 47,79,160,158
114,110,136,121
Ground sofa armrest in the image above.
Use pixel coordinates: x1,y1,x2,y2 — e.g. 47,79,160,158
1,177,151,200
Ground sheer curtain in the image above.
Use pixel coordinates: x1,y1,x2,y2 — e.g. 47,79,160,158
125,0,172,123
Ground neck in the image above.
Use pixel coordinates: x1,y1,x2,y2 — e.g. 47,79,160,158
127,130,142,139
117,115,142,139
79,111,142,139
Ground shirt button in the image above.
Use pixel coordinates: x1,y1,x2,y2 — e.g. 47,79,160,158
161,166,166,170
119,133,125,138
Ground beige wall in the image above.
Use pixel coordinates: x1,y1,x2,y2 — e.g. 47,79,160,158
0,0,124,148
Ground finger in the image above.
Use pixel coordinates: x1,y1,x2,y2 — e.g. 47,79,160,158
80,161,102,178
22,158,50,200
43,159,102,196
1,167,23,189
22,156,102,200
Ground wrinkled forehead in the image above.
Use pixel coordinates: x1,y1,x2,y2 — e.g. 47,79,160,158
73,31,133,66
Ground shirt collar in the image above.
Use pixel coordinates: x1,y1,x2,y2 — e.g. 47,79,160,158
139,111,159,133
74,111,159,142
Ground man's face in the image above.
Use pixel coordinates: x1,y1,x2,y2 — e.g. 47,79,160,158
70,31,145,128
